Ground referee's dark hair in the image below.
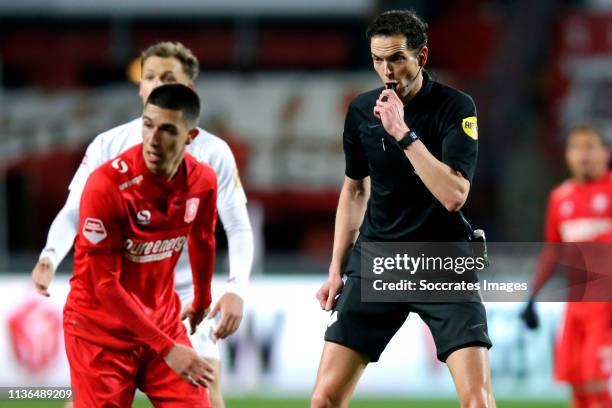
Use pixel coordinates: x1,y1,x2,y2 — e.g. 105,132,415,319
145,84,201,127
366,10,428,51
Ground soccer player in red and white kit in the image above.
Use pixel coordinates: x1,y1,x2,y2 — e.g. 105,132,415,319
32,42,252,408
522,125,612,408
64,84,216,407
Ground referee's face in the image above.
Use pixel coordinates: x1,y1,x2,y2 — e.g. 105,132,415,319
566,129,610,182
370,35,422,98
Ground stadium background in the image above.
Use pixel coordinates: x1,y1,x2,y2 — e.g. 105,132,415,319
1,0,610,406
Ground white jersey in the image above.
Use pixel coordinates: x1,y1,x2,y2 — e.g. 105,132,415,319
42,117,252,302
68,118,245,211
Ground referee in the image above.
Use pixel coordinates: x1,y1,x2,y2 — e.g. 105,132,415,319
312,10,495,408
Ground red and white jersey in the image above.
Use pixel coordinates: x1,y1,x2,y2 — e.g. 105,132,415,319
537,171,612,304
66,118,246,295
69,118,243,211
542,175,612,386
545,171,612,243
64,144,217,355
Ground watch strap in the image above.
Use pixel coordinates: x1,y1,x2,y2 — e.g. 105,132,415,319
398,130,418,150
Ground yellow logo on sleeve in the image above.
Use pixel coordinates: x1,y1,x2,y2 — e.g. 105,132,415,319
462,116,478,140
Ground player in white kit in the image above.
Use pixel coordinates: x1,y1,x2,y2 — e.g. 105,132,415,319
31,42,253,408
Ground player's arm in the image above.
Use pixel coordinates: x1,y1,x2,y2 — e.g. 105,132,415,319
91,255,176,351
32,190,80,296
375,89,473,212
89,251,213,386
206,203,252,339
531,249,561,298
317,102,371,311
32,137,103,296
216,145,253,297
521,193,561,329
205,143,253,339
185,172,218,335
219,204,252,295
531,194,562,297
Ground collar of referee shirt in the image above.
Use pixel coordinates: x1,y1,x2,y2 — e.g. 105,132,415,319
403,70,433,108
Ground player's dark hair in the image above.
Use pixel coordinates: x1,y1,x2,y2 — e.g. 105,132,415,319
141,41,199,81
146,84,201,127
568,123,608,147
366,9,428,51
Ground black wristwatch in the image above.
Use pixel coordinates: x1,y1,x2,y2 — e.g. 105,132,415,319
397,130,419,150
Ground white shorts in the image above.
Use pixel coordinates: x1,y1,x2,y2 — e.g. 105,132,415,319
178,285,221,361
177,279,222,361
183,316,221,361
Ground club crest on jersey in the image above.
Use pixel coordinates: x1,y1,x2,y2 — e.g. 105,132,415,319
185,198,200,223
82,218,107,244
136,210,151,225
461,116,478,140
560,200,574,217
592,194,608,213
112,158,128,174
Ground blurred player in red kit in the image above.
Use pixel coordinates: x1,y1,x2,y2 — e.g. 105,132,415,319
63,84,217,407
522,124,612,408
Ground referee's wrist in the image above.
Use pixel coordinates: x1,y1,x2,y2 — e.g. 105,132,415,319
397,130,419,150
392,126,410,141
328,265,343,277
329,255,343,268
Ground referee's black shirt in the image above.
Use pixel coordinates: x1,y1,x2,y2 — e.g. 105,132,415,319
344,71,478,242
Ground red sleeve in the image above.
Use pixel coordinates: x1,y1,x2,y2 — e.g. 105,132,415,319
188,171,218,311
79,171,175,356
544,192,561,243
532,193,561,297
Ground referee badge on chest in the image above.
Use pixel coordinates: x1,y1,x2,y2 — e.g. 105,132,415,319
184,198,200,223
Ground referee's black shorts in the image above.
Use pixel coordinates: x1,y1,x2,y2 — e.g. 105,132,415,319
324,240,493,363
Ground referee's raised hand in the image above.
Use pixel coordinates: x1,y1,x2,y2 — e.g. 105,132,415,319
316,272,344,311
373,88,409,141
